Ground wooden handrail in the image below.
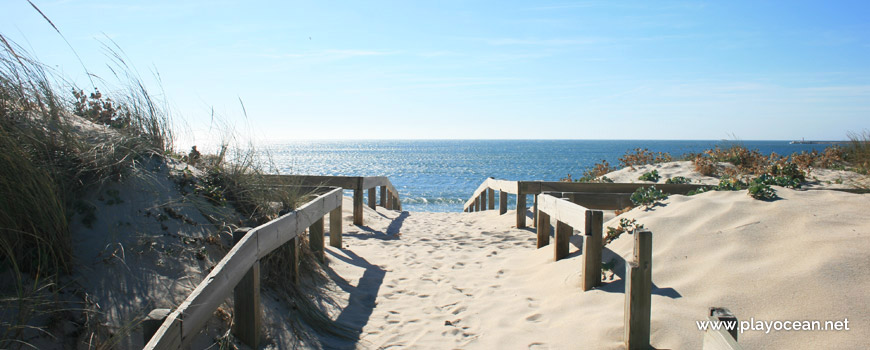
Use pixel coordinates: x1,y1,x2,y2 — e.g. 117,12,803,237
261,175,403,225
144,187,344,349
463,178,708,228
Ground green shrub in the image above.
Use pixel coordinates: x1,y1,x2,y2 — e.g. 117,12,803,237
715,177,748,191
748,183,777,200
630,186,668,209
751,174,802,189
665,176,691,184
638,170,661,182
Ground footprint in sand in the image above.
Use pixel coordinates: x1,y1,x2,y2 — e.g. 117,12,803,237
528,342,549,349
526,297,539,308
452,262,465,269
495,269,505,278
525,313,543,322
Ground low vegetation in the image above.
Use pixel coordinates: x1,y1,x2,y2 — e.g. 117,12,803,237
1,25,336,347
637,170,660,182
630,186,668,209
604,218,645,246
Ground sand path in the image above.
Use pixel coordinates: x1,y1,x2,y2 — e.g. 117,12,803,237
326,201,561,349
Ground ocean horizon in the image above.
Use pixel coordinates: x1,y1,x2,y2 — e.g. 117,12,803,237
267,140,836,212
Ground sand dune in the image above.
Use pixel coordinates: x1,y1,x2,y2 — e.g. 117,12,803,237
313,186,869,349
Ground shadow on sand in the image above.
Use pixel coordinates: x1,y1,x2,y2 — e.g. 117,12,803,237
343,211,409,241
596,247,682,299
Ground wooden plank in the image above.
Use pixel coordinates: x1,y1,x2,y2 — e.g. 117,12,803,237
148,188,343,348
288,237,300,285
518,181,541,194
179,231,258,344
499,191,508,215
232,230,261,349
329,205,342,248
480,192,487,211
625,230,652,350
532,194,538,228
554,221,571,261
380,186,387,207
487,189,495,210
143,310,182,350
537,194,588,229
540,182,706,195
310,217,325,262
582,210,603,291
353,189,364,225
516,194,527,228
368,187,377,209
536,211,550,248
475,196,481,212
565,192,633,211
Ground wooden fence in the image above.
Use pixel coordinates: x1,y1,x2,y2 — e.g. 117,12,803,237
143,187,345,349
463,178,706,228
261,175,403,225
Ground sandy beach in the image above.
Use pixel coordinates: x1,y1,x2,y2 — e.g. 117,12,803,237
283,170,870,349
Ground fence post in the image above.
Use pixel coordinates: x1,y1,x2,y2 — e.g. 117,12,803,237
380,186,387,207
499,191,508,215
487,188,495,210
532,194,538,228
475,196,481,212
536,211,550,248
582,210,604,291
310,217,325,262
554,221,571,260
353,188,364,225
625,229,652,350
329,202,342,248
368,187,376,209
516,193,527,228
288,236,300,284
480,191,487,211
233,228,261,349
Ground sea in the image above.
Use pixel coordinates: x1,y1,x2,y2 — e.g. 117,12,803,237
267,140,835,212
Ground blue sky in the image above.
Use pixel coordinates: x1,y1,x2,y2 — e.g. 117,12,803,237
2,1,869,144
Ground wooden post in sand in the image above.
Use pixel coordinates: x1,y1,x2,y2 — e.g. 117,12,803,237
516,193,527,228
536,211,550,248
380,186,387,207
532,194,538,228
288,236,300,284
329,203,342,248
310,217,325,262
368,188,377,209
480,191,487,211
232,228,261,349
353,189,364,225
475,196,481,212
582,210,604,291
499,191,508,215
554,221,571,260
487,188,495,210
625,229,652,350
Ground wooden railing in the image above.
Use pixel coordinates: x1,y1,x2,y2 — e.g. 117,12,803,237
535,193,657,349
143,187,344,349
463,179,707,228
262,175,403,225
